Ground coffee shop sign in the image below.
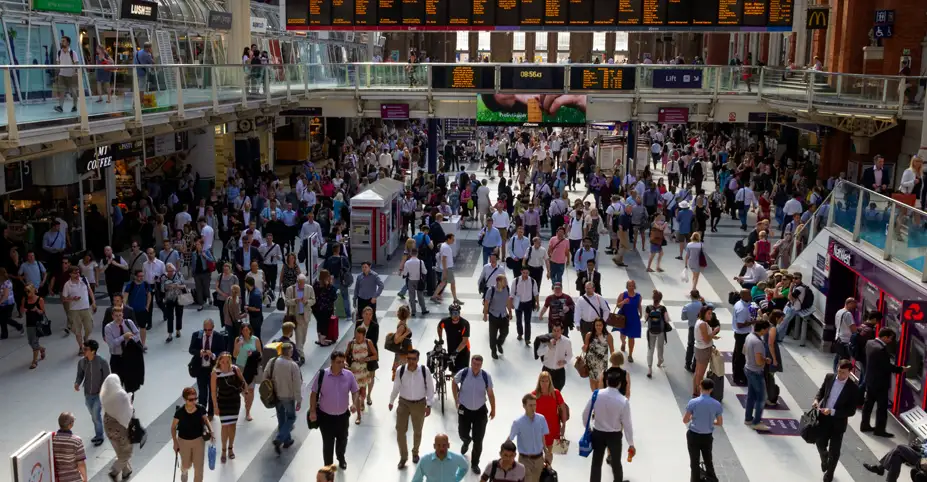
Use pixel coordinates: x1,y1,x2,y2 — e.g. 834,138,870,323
87,145,114,171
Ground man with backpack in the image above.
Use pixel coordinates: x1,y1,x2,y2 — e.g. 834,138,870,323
452,355,496,474
479,440,526,481
309,351,360,469
389,349,435,469
54,36,79,114
781,272,815,345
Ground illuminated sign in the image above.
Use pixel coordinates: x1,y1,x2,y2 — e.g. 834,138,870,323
806,7,828,30
121,0,158,20
903,301,925,323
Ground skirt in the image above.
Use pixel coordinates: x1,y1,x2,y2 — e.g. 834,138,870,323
217,394,241,426
350,362,370,386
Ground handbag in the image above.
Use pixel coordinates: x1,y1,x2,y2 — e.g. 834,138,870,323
574,355,589,378
384,333,401,353
799,409,822,444
36,314,52,337
556,394,570,422
177,290,195,306
128,415,147,447
207,442,217,470
551,437,570,455
708,346,725,377
276,296,285,311
606,311,626,329
578,389,598,457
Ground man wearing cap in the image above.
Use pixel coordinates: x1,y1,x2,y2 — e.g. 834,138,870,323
540,282,575,336
675,200,694,260
285,273,316,355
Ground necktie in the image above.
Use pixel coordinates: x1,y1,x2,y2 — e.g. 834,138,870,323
204,334,210,353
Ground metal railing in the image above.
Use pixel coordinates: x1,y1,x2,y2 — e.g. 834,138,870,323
795,180,927,282
1,63,924,137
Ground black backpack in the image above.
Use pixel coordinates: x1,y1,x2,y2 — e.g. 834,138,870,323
797,284,815,311
647,306,666,335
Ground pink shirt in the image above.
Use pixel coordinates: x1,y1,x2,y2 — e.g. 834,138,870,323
548,237,570,264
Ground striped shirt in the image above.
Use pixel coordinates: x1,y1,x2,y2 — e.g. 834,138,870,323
52,430,86,482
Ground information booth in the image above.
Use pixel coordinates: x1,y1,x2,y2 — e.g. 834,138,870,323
824,237,927,417
349,178,404,267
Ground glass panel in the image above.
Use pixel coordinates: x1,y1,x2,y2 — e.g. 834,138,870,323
859,190,892,251
214,65,246,104
456,31,468,51
557,32,569,51
9,23,55,103
887,205,927,274
513,32,525,51
535,32,547,51
832,182,860,235
615,32,628,51
592,32,606,51
477,32,489,51
178,65,211,108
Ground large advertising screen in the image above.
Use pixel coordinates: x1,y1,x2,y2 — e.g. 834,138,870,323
476,94,587,126
287,0,794,30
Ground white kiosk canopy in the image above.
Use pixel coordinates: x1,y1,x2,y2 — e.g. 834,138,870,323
351,178,406,208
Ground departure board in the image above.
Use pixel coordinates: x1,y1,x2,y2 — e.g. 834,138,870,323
666,0,689,25
288,0,794,30
717,0,742,25
521,0,545,25
742,0,767,26
642,0,666,25
448,0,470,24
378,0,401,24
472,0,494,24
431,65,495,90
501,66,565,91
569,0,592,24
570,66,636,90
545,0,568,25
593,0,617,25
767,0,792,26
402,0,424,24
425,0,446,24
332,0,354,24
617,0,642,25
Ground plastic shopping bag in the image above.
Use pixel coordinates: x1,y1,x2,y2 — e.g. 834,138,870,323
680,268,690,283
207,442,217,470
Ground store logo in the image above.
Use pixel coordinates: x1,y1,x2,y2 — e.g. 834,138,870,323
807,8,829,30
86,145,113,171
130,4,151,15
832,243,852,266
29,462,45,482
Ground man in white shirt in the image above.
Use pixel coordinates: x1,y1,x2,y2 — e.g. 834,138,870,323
583,369,635,482
198,217,215,252
54,36,78,113
833,297,858,371
511,267,539,346
478,251,504,293
389,349,435,468
174,205,193,232
537,323,573,390
432,234,462,305
575,281,610,340
62,266,96,354
734,256,768,289
402,249,429,317
733,183,757,230
782,193,804,222
379,149,393,173
650,141,663,170
142,247,166,318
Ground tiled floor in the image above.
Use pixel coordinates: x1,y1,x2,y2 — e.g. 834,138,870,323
0,166,904,482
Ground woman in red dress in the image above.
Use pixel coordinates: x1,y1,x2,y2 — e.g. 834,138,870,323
531,371,566,463
757,191,772,224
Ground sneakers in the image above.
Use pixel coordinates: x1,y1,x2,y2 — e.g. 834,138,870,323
752,423,771,432
54,106,64,113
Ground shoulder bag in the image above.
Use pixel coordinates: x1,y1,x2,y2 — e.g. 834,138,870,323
573,354,589,378
577,390,598,457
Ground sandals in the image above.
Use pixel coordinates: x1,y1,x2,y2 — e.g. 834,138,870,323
221,450,227,463
354,417,361,425
40,348,46,360
366,397,373,406
29,362,37,369
228,447,236,459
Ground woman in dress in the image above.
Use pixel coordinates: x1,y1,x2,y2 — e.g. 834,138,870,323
532,370,566,463
683,232,706,291
583,208,607,252
616,280,643,363
94,45,114,103
347,325,377,424
646,214,667,273
692,305,720,397
161,263,186,342
100,373,134,481
233,323,262,421
22,284,45,369
211,352,246,462
582,318,614,391
171,386,213,482
279,253,301,294
312,270,338,346
356,306,379,405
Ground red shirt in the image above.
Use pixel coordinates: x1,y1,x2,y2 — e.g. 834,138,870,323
532,390,565,446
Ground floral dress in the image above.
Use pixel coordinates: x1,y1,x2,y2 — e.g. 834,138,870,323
585,333,610,380
280,264,300,292
349,339,371,386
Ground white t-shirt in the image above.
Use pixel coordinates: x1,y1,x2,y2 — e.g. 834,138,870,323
491,211,511,230
174,211,192,231
62,279,91,310
568,214,585,240
439,243,454,270
79,260,98,284
246,270,266,292
201,225,215,251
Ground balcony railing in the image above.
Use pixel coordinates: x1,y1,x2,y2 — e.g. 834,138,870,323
1,63,924,139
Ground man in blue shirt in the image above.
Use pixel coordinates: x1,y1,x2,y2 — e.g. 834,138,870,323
681,290,704,372
684,378,723,482
411,434,468,482
507,393,549,482
18,251,47,290
42,221,67,273
479,219,502,265
675,200,694,260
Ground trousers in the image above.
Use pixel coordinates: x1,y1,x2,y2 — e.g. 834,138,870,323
458,405,488,466
861,385,890,432
319,410,349,465
177,437,205,482
647,332,665,369
732,333,748,384
542,367,566,391
590,430,623,482
815,418,846,479
293,313,309,356
196,373,214,417
687,431,715,482
515,301,534,341
396,398,426,460
879,443,922,482
488,315,509,356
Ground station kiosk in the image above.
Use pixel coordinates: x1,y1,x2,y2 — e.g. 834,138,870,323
349,178,404,267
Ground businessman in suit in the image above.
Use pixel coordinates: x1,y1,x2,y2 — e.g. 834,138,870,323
862,155,893,194
813,359,859,482
235,232,263,293
188,318,225,419
861,327,909,437
575,259,602,294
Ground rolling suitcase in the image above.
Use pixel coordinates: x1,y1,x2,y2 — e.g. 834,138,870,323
327,315,339,342
707,370,724,403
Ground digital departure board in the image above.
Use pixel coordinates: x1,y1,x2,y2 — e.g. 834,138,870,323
545,0,567,25
570,66,636,90
431,65,496,90
289,0,793,30
378,0,401,24
501,66,565,91
569,0,592,24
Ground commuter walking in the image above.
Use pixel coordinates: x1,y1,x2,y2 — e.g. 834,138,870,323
410,434,469,481
692,305,720,397
583,370,635,482
62,267,96,355
452,355,496,473
233,323,262,421
75,339,110,446
813,360,859,482
403,249,429,316
681,290,704,372
189,319,224,418
211,352,245,462
309,351,360,469
100,374,134,481
531,371,566,464
171,387,213,482
354,261,384,321
480,441,526,482
265,343,303,454
684,379,723,482
52,412,89,482
284,274,315,356
575,281,609,340
484,275,514,360
644,290,670,379
731,289,754,386
390,349,434,468
511,267,539,346
22,284,46,369
507,394,549,482
537,323,573,390
54,36,79,113
161,263,186,342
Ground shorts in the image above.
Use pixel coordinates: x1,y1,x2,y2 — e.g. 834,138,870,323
677,232,691,243
56,75,78,93
694,347,711,365
440,268,455,283
650,243,663,254
135,310,153,330
500,229,509,244
68,308,93,338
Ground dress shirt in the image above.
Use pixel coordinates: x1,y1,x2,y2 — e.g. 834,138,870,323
508,413,549,455
523,209,540,227
874,169,883,186
480,263,504,287
537,336,573,370
507,235,530,259
404,257,427,281
783,198,803,217
681,300,703,328
401,198,417,214
43,230,66,252
481,227,503,248
300,221,323,242
103,321,139,356
573,247,597,271
354,271,385,304
583,387,634,444
142,259,165,285
742,264,768,284
733,300,753,334
734,187,757,208
389,364,435,406
686,394,723,434
454,368,493,411
575,294,610,323
492,211,511,230
511,276,538,304
411,451,469,482
311,368,360,415
548,199,568,217
200,225,215,251
526,246,547,268
159,249,182,267
824,378,847,410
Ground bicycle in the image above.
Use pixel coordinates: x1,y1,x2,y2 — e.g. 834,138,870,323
427,339,455,414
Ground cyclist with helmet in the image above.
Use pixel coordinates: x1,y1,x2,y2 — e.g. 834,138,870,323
437,303,471,373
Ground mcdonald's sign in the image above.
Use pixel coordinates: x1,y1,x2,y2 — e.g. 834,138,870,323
807,7,829,30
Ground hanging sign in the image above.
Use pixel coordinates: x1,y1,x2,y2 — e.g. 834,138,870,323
251,17,268,33
207,11,233,30
121,0,158,21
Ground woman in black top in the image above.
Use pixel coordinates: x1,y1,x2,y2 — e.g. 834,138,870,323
172,387,213,482
606,352,631,398
22,284,45,369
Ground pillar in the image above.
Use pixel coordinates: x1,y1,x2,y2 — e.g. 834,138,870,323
427,118,438,174
793,0,808,66
468,32,478,61
605,32,616,62
759,33,770,64
570,33,593,63
425,33,456,62
629,33,656,62
226,0,251,64
834,0,873,74
525,33,536,62
820,131,851,180
490,32,513,63
810,0,828,64
547,33,557,62
625,122,636,177
705,33,729,65
789,33,797,64
920,97,927,159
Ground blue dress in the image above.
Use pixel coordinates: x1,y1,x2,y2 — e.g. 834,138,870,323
617,291,642,338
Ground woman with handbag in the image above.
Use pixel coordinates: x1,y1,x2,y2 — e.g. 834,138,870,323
389,305,413,380
233,323,262,421
279,253,301,294
22,283,46,369
101,373,135,481
683,232,706,291
532,371,567,463
346,325,378,425
222,285,246,353
693,305,721,397
646,214,667,273
582,319,614,391
616,280,643,362
356,306,380,406
211,353,246,463
172,386,214,482
162,263,187,342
